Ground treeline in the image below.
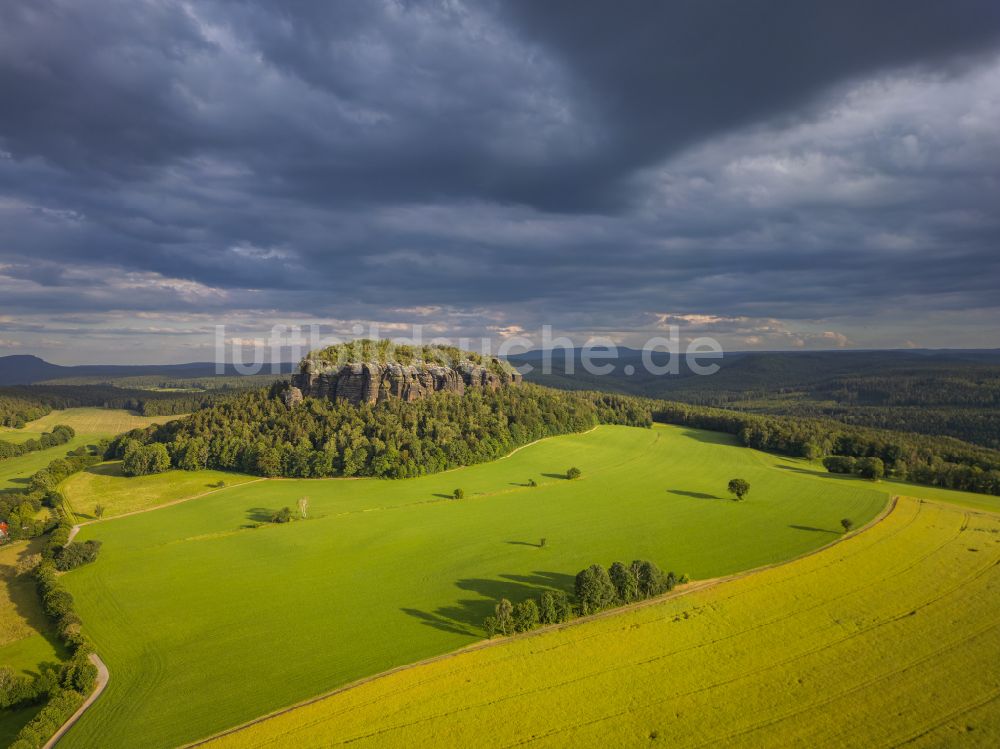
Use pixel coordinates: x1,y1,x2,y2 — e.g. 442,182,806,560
0,394,52,428
0,425,76,462
0,384,235,418
0,444,106,541
484,559,685,637
107,385,649,479
647,400,1000,496
1,464,103,749
5,551,102,748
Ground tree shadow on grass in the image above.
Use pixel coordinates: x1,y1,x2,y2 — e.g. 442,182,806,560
431,493,455,500
789,524,839,535
668,489,723,500
84,462,123,478
775,464,855,482
401,570,575,635
676,428,740,447
245,507,276,523
506,540,543,547
541,473,568,480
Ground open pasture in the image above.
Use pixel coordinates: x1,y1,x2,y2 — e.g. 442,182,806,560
61,462,259,520
0,407,179,443
59,424,889,747
204,496,1000,749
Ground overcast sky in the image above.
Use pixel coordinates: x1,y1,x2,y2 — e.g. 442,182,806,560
1,0,999,363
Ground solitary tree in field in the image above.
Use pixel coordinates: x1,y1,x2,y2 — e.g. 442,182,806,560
841,518,854,533
528,478,538,487
728,478,750,501
539,537,547,548
94,505,104,519
297,496,309,519
453,488,465,500
566,467,582,480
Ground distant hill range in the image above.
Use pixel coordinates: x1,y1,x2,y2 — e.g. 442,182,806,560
507,347,1000,398
0,354,294,386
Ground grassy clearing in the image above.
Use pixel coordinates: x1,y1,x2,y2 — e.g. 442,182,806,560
61,463,259,520
60,424,891,748
204,497,1000,749
0,407,181,443
0,435,99,490
0,537,66,675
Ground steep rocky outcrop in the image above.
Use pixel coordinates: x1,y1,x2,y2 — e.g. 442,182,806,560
287,357,521,406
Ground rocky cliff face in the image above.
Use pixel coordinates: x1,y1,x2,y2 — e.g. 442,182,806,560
285,357,522,406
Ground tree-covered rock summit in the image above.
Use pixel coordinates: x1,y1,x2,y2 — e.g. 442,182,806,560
285,339,522,407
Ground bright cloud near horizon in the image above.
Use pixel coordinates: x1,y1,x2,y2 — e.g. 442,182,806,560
1,1,999,364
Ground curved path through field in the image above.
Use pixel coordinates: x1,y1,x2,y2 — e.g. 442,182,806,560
42,653,109,749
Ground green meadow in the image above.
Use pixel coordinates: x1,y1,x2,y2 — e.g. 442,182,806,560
208,497,1000,748
60,424,893,748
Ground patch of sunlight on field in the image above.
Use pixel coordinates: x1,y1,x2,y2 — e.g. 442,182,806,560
0,408,182,442
61,462,259,519
204,497,1000,749
59,425,892,749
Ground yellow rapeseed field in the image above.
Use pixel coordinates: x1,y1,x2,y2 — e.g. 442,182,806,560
203,497,1000,748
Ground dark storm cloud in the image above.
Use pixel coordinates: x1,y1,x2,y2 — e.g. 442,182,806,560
1,0,999,360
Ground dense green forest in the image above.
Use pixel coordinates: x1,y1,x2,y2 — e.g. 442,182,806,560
109,384,649,479
0,384,242,418
0,393,53,427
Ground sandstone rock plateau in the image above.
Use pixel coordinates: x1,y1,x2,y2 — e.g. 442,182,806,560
285,357,522,407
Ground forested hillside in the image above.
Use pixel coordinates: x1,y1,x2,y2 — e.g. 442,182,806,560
109,384,649,479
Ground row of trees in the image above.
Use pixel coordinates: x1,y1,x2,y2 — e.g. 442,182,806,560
484,590,573,637
7,552,101,748
0,424,75,461
484,560,686,638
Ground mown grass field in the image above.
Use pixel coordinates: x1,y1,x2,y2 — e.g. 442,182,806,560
0,407,179,443
204,496,1000,749
59,424,892,748
61,462,259,520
